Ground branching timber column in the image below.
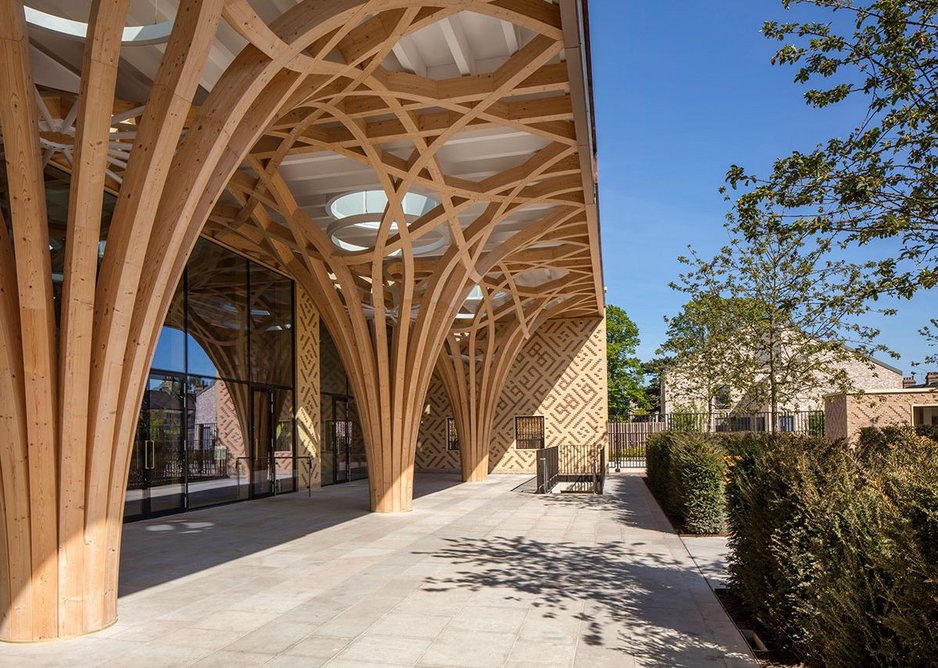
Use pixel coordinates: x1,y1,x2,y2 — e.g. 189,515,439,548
0,0,601,641
437,269,587,483
0,0,373,642
213,4,583,513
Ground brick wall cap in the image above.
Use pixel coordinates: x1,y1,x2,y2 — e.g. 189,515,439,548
824,387,938,398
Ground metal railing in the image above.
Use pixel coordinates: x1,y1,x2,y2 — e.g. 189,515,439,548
622,410,825,434
608,410,826,469
558,443,605,494
535,446,559,493
536,444,605,494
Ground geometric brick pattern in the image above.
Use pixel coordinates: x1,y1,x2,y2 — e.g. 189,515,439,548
826,389,938,441
415,373,460,473
296,287,322,488
415,317,608,475
491,317,607,473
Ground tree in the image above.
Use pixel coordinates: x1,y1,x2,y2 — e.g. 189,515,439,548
641,357,670,413
922,319,938,365
669,218,891,425
727,1,938,301
657,294,747,413
606,305,650,419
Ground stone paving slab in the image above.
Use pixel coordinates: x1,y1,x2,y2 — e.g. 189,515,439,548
0,472,755,667
682,535,732,590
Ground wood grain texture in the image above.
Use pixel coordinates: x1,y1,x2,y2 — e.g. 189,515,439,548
0,0,602,640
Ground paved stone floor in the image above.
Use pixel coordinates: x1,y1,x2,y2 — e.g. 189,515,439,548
682,536,732,590
0,473,755,667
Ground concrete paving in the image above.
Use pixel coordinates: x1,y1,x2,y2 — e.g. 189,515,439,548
0,472,755,667
682,536,732,590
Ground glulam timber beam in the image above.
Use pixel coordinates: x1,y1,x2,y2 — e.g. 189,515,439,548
0,0,601,643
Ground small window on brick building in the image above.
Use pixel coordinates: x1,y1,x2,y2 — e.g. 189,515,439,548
515,415,546,450
446,417,459,451
912,405,938,427
713,386,732,410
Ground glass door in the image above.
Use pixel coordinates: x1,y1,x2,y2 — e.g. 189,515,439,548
347,398,367,481
324,395,350,485
252,388,273,497
272,388,295,493
252,386,295,496
124,373,186,519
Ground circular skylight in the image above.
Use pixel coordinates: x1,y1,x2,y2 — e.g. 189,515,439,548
327,190,447,256
328,190,437,220
24,6,173,45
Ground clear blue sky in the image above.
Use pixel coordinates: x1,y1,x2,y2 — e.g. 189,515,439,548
589,0,936,373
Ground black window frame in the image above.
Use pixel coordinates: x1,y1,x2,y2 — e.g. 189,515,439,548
446,417,459,451
514,415,546,450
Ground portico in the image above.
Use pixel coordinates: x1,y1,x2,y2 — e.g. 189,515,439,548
0,0,604,641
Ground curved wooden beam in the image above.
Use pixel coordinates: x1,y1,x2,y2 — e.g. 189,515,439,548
0,0,600,641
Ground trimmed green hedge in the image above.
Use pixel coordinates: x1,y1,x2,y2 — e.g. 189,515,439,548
646,432,727,533
725,429,938,667
647,427,938,665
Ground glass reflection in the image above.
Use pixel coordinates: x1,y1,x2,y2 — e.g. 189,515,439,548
186,376,251,506
186,240,249,380
249,264,293,386
152,278,185,372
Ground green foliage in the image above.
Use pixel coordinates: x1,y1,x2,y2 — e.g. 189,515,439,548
646,432,727,533
658,294,745,410
725,430,938,667
606,305,650,418
921,318,938,365
670,220,889,417
668,409,710,433
640,357,670,413
728,1,938,303
806,410,826,436
646,432,673,508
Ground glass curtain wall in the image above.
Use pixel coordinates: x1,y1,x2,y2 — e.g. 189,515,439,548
1,166,298,521
130,238,296,519
320,322,367,485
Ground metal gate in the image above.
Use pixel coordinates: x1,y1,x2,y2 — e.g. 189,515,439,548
607,421,666,469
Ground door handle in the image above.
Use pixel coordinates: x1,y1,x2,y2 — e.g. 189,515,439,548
145,440,155,470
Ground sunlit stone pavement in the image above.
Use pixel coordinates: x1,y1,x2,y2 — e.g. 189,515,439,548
0,473,755,667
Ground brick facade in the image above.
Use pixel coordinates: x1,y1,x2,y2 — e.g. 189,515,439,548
414,316,609,475
824,389,938,441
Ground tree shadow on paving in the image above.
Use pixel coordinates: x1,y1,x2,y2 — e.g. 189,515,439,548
523,474,683,539
418,479,747,667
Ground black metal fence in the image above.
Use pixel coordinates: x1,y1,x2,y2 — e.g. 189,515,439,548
608,410,826,469
535,446,559,493
536,444,605,494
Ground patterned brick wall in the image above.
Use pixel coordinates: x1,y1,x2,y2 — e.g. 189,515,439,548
415,373,460,472
296,287,322,488
830,389,938,441
491,317,607,473
414,317,608,475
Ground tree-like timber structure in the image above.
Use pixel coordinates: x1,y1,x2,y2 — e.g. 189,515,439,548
0,0,601,641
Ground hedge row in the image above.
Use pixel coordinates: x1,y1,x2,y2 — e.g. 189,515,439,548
645,432,730,533
726,429,938,667
646,427,938,665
